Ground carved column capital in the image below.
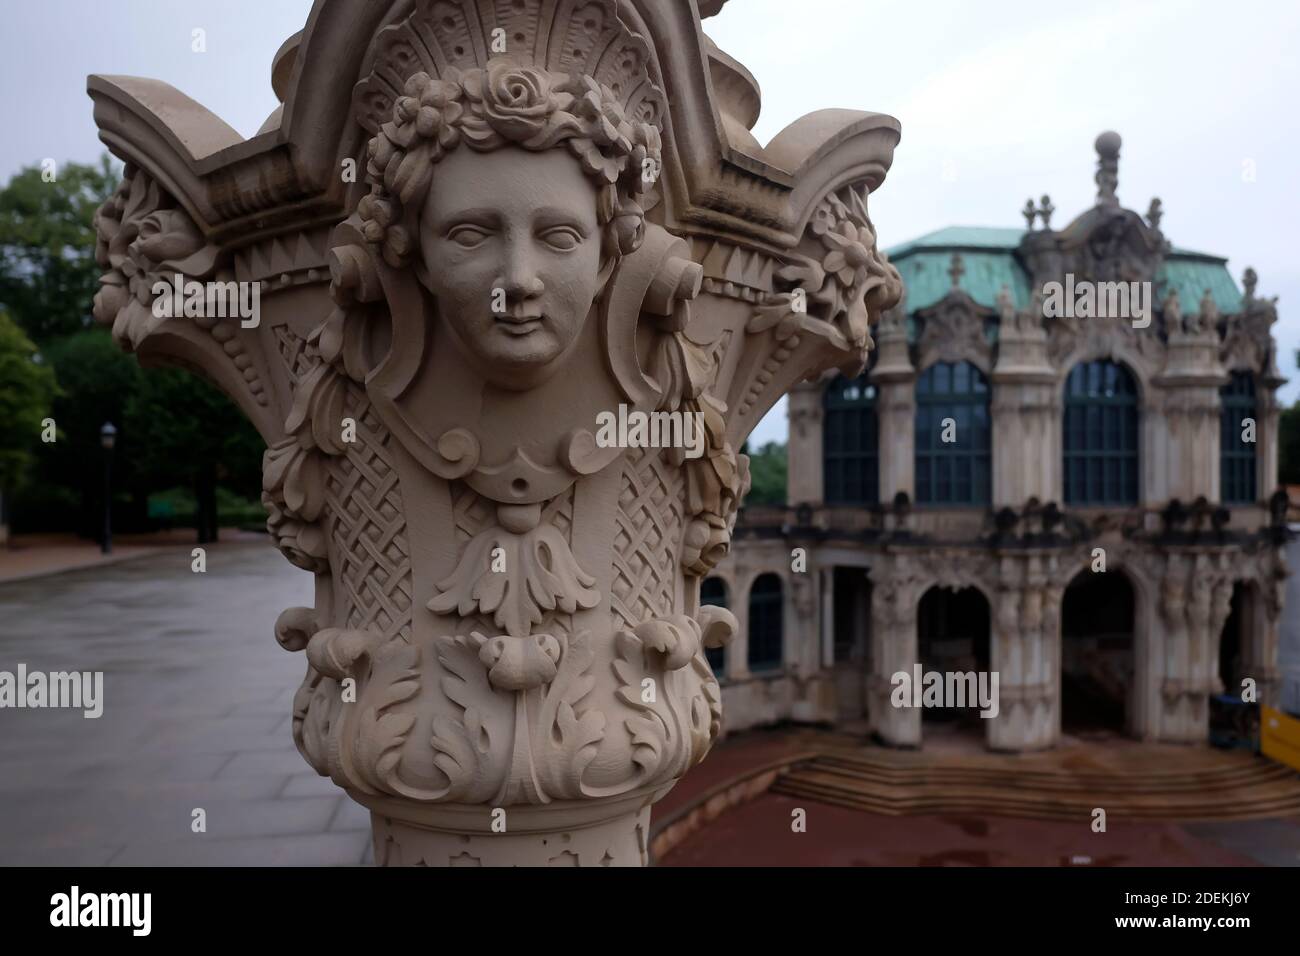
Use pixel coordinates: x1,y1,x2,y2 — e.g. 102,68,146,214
90,0,902,865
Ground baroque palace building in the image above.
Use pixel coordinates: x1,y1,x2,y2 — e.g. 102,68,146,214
705,133,1291,751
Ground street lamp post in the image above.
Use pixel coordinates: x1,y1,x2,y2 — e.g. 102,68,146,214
100,422,116,555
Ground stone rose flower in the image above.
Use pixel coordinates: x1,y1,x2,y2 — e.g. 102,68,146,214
463,61,562,142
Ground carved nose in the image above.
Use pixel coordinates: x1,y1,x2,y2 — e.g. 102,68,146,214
500,249,544,300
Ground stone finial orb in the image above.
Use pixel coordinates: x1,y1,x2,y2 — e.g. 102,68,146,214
1095,130,1122,159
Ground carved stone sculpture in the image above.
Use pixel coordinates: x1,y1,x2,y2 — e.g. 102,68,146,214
89,0,901,865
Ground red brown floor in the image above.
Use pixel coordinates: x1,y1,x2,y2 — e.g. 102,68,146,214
654,726,1300,867
658,793,1268,866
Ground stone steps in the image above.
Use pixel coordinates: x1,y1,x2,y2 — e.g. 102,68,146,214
771,750,1300,821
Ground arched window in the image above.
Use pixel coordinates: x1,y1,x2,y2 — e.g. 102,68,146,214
1063,359,1139,506
914,361,991,505
700,577,728,677
1221,372,1257,504
747,574,784,672
823,373,879,505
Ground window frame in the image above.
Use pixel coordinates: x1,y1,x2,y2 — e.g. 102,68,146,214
747,574,785,673
1220,370,1257,505
1062,359,1140,507
914,360,992,507
823,372,881,506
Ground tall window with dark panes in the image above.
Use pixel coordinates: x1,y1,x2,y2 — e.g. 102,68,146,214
823,373,880,505
747,574,784,672
914,361,991,505
1220,371,1257,504
700,577,728,677
1063,359,1139,505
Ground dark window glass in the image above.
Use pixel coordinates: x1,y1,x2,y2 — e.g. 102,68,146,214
823,373,879,505
747,574,784,671
914,361,991,505
1063,360,1139,506
1221,371,1257,504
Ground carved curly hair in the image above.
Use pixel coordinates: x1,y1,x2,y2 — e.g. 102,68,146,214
357,60,662,272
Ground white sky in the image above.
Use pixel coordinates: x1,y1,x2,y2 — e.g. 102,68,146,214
4,0,1297,448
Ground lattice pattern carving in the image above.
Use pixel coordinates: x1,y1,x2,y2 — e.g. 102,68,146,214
611,447,683,631
274,325,315,386
325,386,413,643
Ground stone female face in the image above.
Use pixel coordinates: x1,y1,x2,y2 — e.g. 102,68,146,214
419,144,603,389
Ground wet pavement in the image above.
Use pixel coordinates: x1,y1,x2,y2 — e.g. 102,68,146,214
4,541,1299,867
657,793,1297,866
0,541,371,866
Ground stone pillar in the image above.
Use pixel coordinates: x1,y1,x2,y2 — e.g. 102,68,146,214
988,553,1056,751
1156,302,1227,503
1258,379,1283,505
1253,551,1287,706
990,292,1055,508
728,569,752,683
787,380,825,506
1155,552,1231,742
820,565,835,669
868,553,921,746
88,0,903,865
871,306,916,504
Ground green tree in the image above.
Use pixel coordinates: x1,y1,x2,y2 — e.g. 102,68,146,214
742,441,788,506
18,327,146,537
0,155,118,343
0,308,59,540
123,368,264,543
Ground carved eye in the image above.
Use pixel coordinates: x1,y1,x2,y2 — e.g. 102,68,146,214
541,226,582,251
448,225,490,249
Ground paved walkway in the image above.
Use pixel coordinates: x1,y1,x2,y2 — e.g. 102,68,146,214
0,529,261,584
0,541,371,865
4,543,1298,867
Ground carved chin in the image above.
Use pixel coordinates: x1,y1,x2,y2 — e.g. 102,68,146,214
483,327,564,368
450,324,575,389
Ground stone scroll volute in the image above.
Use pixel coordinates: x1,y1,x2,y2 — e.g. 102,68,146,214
89,0,902,866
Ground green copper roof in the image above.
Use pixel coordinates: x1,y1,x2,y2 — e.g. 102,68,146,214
885,226,1026,258
1157,256,1243,314
893,248,1033,313
885,226,1243,315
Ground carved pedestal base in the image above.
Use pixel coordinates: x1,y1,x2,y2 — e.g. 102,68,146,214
362,788,662,867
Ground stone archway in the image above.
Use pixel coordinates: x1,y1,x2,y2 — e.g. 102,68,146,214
1060,567,1136,738
1219,581,1254,696
831,565,872,720
916,584,992,743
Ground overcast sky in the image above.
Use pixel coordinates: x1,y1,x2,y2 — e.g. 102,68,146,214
3,0,1296,447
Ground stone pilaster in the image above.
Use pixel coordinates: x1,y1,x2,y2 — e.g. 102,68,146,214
871,306,916,504
1156,311,1227,503
991,294,1056,508
1154,551,1233,742
787,380,825,506
987,553,1057,751
868,552,921,746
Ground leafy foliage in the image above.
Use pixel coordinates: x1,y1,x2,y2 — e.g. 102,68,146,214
742,441,787,507
0,308,59,493
0,156,265,539
0,156,118,342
